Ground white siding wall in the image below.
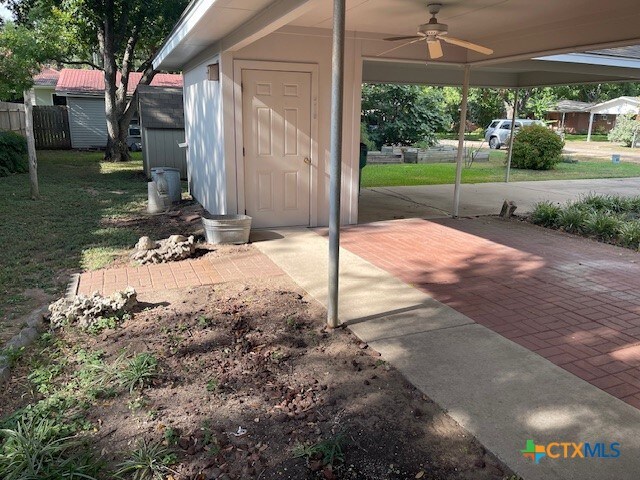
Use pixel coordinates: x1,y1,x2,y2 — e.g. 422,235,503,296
67,97,108,149
183,53,227,215
33,87,54,106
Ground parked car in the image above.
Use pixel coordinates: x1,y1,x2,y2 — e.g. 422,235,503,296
484,119,545,149
127,122,142,151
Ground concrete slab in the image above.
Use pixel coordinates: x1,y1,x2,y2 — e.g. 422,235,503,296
359,177,640,222
255,228,640,480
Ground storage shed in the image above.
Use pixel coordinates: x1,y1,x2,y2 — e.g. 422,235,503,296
138,85,187,179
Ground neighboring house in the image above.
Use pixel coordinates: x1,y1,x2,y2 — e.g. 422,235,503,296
547,97,640,139
151,1,640,228
54,69,183,149
32,68,63,106
586,96,640,140
546,100,596,134
137,85,187,179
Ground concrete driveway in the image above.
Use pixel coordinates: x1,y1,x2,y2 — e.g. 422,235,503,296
358,177,640,223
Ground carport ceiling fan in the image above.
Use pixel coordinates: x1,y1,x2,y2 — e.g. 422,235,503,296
380,3,493,59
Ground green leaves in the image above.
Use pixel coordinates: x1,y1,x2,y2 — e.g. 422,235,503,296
361,84,451,148
607,114,640,147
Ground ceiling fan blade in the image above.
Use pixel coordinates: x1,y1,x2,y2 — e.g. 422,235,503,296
383,35,422,42
427,39,443,59
377,38,425,57
440,36,493,55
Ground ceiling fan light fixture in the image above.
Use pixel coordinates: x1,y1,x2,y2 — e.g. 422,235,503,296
380,3,492,60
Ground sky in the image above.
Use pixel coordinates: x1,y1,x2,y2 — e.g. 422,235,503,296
0,4,13,21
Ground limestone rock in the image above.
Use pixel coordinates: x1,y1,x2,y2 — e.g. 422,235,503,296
48,287,137,330
136,236,157,251
132,235,196,265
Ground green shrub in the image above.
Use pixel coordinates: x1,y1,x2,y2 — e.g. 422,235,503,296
577,193,630,213
584,212,622,240
608,114,640,147
531,201,561,227
511,125,564,170
0,131,28,177
557,206,589,234
618,221,640,249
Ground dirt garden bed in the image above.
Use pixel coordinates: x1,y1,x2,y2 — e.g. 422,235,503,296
0,271,517,480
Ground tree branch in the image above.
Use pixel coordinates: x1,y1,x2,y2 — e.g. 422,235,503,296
55,58,103,70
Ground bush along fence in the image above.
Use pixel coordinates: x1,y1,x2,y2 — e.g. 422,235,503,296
0,101,26,136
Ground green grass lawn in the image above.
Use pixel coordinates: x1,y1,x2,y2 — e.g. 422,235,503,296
361,152,640,187
564,133,609,142
0,150,148,320
436,132,484,141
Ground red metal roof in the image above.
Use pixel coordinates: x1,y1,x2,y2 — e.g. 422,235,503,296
55,68,182,94
33,67,61,87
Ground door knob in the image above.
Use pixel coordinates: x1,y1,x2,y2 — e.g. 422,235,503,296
304,157,311,165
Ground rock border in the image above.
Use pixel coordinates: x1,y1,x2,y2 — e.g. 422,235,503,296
0,305,49,385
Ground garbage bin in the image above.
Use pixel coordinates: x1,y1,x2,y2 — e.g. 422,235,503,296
359,142,368,194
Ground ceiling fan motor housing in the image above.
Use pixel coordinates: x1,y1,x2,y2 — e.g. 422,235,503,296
419,21,448,37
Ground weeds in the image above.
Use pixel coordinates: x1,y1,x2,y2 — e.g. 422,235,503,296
86,314,128,335
206,378,219,393
0,347,24,368
114,439,177,480
294,433,346,467
118,353,159,393
162,427,179,447
0,416,101,480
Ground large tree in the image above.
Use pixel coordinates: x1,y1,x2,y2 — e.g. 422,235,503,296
4,0,187,161
361,84,451,148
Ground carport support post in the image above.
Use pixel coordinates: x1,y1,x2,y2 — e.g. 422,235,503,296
505,88,519,183
587,111,595,142
452,65,470,218
327,0,346,329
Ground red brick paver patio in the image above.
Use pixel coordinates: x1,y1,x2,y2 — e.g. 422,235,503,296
338,217,640,409
77,250,283,296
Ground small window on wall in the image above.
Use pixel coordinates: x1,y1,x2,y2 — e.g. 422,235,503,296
52,94,67,106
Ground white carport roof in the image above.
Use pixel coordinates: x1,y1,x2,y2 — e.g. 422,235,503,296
155,0,640,82
362,56,640,88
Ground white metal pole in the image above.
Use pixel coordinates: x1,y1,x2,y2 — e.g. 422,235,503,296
587,111,595,142
452,65,470,218
505,88,520,183
327,0,346,328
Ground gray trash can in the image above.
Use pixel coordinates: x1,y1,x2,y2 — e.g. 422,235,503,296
151,167,181,203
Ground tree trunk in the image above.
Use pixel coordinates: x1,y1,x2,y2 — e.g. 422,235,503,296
23,90,40,200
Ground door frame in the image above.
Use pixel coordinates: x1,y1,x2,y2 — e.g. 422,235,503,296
233,60,319,227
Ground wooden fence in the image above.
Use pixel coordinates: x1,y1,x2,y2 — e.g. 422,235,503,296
32,106,72,149
0,101,26,136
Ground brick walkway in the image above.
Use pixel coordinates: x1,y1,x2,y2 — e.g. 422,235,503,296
338,217,640,409
77,250,283,296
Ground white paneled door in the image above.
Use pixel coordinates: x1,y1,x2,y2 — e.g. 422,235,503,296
242,69,312,228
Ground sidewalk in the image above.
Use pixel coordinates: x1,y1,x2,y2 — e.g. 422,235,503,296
75,250,283,296
254,228,640,480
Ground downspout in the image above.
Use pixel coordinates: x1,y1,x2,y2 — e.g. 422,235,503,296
505,88,519,183
452,65,470,218
327,0,346,328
